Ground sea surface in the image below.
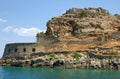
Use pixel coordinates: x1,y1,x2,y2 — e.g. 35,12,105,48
0,66,120,79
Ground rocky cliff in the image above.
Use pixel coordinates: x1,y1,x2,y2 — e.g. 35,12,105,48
1,8,120,69
46,8,119,37
45,7,120,54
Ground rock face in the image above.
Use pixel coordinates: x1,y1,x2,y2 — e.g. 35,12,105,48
1,51,120,69
1,8,120,69
46,8,119,37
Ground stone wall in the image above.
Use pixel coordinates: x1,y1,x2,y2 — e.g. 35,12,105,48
36,35,59,44
3,43,36,58
3,35,60,58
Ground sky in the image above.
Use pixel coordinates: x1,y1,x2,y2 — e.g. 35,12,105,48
0,0,120,58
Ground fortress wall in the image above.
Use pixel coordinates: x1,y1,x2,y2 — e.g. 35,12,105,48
35,35,60,53
3,43,36,58
37,35,59,44
3,35,60,58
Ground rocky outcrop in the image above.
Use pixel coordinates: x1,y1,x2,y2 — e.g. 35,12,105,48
46,7,120,38
44,7,120,55
1,8,120,69
1,51,120,69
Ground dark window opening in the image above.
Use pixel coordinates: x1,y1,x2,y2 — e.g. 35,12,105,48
23,48,26,52
8,49,11,53
15,48,18,52
32,48,36,52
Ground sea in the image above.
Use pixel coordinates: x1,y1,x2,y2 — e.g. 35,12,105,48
0,66,120,79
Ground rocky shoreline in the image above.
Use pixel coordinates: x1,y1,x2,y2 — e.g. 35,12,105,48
1,51,120,70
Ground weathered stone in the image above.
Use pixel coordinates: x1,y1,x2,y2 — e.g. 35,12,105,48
46,8,117,38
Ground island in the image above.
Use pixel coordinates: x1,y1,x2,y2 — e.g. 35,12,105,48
0,7,120,69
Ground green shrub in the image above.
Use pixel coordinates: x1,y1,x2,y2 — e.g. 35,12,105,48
36,32,45,37
72,53,82,60
63,54,68,57
48,54,56,60
104,32,111,39
103,52,118,55
98,7,110,14
110,52,118,55
78,10,88,18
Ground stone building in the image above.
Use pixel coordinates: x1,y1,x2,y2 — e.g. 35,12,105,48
3,34,59,58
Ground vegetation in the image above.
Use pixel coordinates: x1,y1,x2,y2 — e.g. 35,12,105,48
36,32,45,37
72,53,82,60
104,58,111,60
48,54,56,60
98,7,110,14
63,54,68,57
103,52,118,55
114,14,120,19
104,32,111,39
78,10,88,18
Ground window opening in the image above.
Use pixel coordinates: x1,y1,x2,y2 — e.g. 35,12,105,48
32,48,35,52
23,48,26,52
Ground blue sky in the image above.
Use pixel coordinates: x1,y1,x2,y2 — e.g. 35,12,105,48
0,0,120,58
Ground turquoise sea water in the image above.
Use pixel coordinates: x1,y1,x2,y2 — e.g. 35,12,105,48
0,66,120,79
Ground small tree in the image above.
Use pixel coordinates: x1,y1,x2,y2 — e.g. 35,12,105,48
36,32,45,37
36,32,45,41
40,32,45,35
78,10,88,18
36,33,39,37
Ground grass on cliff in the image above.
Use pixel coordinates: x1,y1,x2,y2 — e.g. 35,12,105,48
72,53,82,60
48,54,56,60
103,52,118,55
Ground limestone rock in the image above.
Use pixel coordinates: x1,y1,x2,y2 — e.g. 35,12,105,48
46,8,119,37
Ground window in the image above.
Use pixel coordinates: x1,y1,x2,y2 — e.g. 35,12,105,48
8,49,11,53
23,48,26,52
32,48,35,52
15,48,18,52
